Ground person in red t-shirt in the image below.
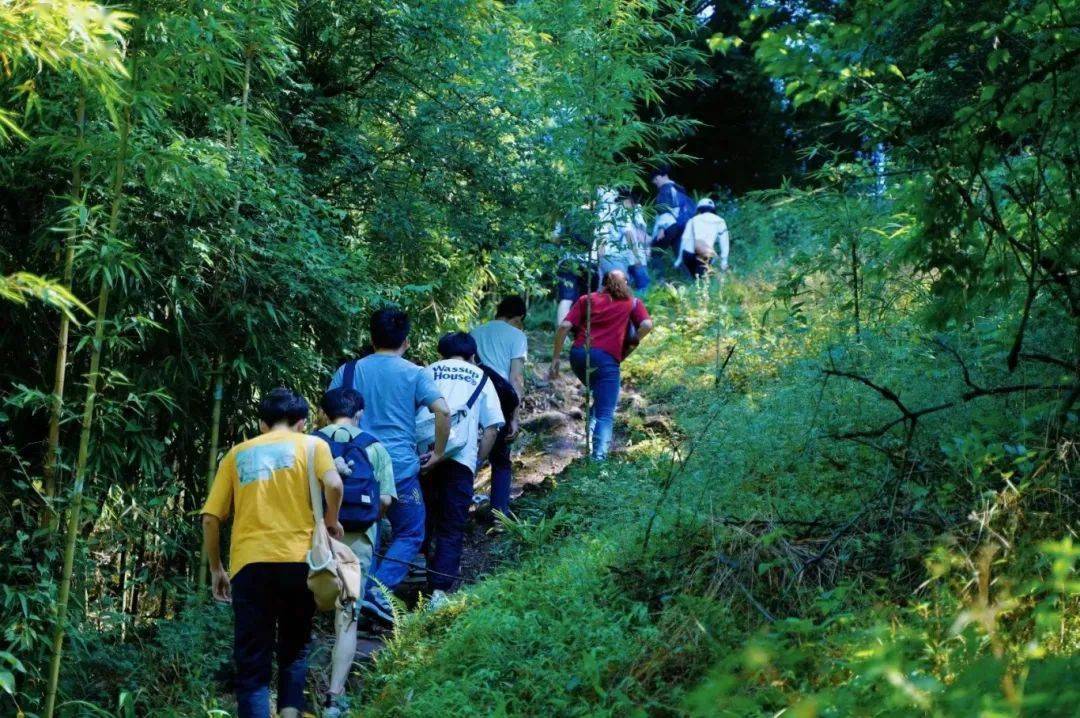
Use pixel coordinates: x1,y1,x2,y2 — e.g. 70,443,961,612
548,270,653,460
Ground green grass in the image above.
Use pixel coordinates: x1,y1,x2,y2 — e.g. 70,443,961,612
360,252,1078,716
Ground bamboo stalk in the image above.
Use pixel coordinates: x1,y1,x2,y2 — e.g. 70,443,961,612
196,50,251,589
42,280,111,718
198,363,224,590
42,94,87,515
43,94,131,718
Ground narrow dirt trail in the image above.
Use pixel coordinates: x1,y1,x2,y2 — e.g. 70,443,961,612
310,325,663,686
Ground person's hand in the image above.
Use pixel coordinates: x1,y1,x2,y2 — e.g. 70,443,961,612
210,565,232,603
507,417,520,439
325,517,344,540
548,360,561,380
421,450,445,472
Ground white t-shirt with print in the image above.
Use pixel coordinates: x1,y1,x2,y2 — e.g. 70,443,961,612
428,359,505,472
470,320,528,383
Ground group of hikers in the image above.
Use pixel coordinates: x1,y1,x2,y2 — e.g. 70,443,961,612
199,166,727,717
556,165,730,327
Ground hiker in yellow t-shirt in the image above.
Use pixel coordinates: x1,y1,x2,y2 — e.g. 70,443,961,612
201,387,344,718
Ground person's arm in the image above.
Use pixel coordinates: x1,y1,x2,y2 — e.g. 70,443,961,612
201,514,230,602
718,220,730,270
369,443,396,516
632,301,654,343
507,356,525,437
313,441,345,539
549,321,573,379
321,468,344,539
421,397,452,470
477,425,500,466
201,455,234,601
508,357,525,400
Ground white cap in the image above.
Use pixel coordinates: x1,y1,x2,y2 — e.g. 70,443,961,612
697,197,715,210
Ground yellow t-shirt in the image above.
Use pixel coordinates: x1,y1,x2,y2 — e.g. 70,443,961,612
202,429,335,577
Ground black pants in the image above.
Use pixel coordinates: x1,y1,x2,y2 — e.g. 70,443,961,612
421,460,475,591
231,562,315,717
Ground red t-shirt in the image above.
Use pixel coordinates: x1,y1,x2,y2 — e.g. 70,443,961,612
565,292,651,362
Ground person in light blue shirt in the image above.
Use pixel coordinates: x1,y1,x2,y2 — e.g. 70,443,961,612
471,296,528,516
328,308,450,623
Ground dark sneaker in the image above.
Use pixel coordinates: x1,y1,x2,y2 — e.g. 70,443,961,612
359,593,394,625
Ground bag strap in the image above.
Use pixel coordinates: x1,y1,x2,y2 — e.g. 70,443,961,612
306,438,324,524
465,372,489,411
354,431,379,451
342,359,358,392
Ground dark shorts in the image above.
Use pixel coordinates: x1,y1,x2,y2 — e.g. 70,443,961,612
682,250,712,278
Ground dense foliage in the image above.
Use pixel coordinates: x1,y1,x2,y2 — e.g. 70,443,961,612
366,189,1077,716
0,1,697,714
1,0,1076,716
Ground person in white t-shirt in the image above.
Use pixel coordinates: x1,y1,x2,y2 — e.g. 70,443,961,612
422,332,504,604
470,296,527,516
680,197,730,278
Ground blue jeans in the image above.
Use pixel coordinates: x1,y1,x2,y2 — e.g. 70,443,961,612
421,460,474,591
628,263,650,290
489,422,513,514
231,563,314,717
569,347,621,460
366,471,424,602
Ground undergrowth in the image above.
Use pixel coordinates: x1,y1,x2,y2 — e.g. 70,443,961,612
361,212,1078,716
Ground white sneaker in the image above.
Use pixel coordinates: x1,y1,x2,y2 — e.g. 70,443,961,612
426,589,451,613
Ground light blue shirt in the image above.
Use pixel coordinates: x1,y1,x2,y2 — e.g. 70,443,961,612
328,354,443,480
470,320,528,383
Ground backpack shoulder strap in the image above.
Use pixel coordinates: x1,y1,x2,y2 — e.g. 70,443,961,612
341,359,358,391
353,431,379,451
305,438,323,523
465,371,489,410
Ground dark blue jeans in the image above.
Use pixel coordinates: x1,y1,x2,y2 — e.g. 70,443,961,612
489,422,513,514
569,347,621,460
367,471,424,604
231,562,315,717
628,263,650,290
421,460,474,591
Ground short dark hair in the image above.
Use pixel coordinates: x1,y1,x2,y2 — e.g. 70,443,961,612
496,295,527,320
259,387,308,426
321,388,364,420
648,164,672,180
438,331,477,360
370,307,410,350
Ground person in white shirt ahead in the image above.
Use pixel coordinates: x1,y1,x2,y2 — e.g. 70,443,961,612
680,197,730,278
470,296,527,515
421,332,504,605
